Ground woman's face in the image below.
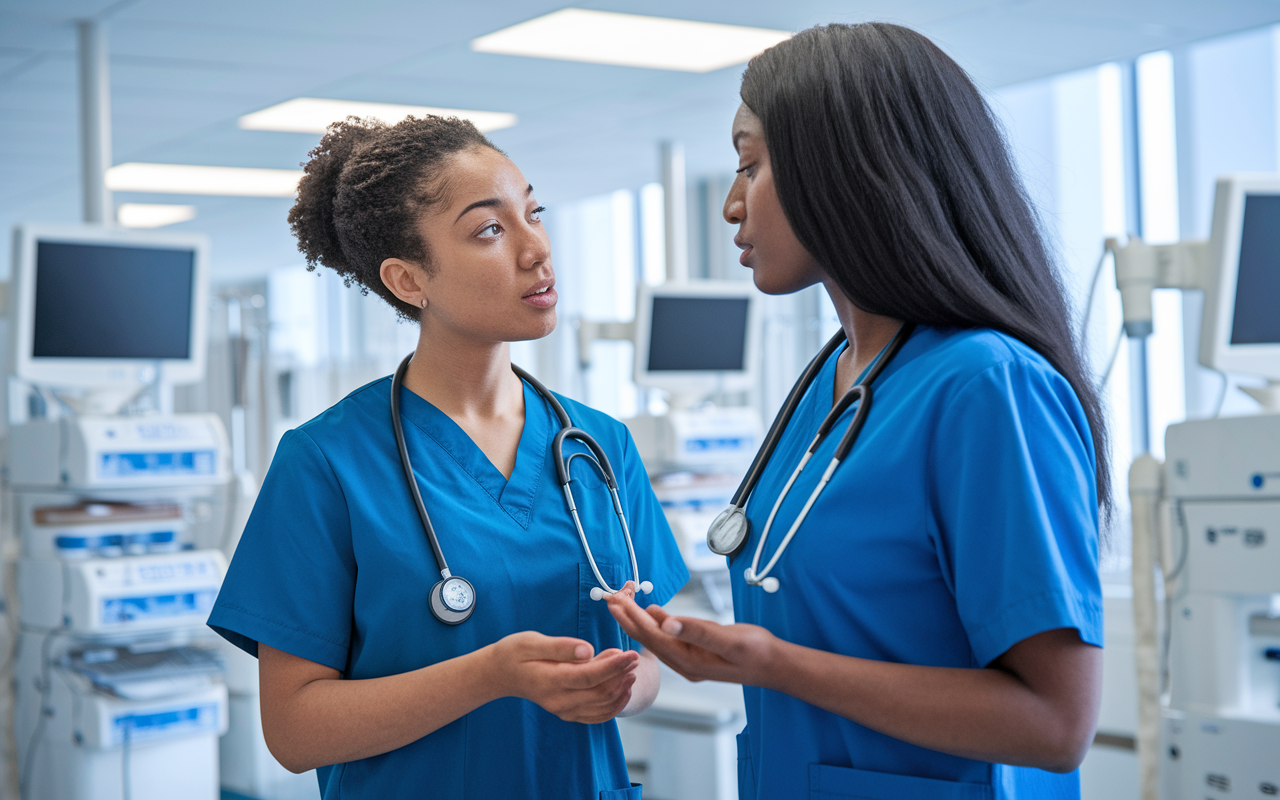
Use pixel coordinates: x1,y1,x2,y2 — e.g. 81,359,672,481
411,147,556,343
723,104,824,295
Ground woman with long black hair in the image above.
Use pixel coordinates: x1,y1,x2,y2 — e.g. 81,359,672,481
610,23,1104,800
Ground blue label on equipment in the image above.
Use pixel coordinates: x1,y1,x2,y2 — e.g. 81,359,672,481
99,450,216,479
113,703,218,745
101,589,216,625
684,437,751,453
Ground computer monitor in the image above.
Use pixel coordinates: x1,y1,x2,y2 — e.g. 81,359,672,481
633,280,760,398
10,223,210,388
1200,175,1280,381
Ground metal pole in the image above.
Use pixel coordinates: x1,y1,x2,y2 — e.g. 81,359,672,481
1121,60,1151,455
77,19,113,225
661,141,688,283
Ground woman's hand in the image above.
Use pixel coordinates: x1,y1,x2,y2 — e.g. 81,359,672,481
486,631,640,724
606,583,779,686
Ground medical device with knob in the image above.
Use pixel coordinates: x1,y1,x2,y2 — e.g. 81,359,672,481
706,323,915,592
391,354,653,625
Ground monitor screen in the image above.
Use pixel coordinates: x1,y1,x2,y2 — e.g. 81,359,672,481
1230,193,1280,345
647,296,750,371
32,241,195,360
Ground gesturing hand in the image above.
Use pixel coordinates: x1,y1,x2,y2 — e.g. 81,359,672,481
605,582,779,686
489,631,640,724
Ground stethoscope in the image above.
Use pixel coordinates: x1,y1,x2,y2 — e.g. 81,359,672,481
706,323,916,593
391,353,653,625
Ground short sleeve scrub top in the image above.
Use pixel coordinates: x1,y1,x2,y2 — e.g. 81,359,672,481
732,326,1102,800
208,375,690,800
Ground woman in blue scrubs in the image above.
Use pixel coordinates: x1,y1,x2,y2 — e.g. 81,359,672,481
610,23,1106,800
208,115,687,799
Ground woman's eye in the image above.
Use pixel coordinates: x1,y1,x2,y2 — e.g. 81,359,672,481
478,223,501,238
530,205,545,222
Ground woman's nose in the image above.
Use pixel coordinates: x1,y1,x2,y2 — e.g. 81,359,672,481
723,177,745,224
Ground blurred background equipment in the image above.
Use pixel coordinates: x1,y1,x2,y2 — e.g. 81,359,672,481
6,223,231,800
1113,174,1280,800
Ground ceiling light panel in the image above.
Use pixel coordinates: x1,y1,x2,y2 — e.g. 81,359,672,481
116,203,197,228
239,98,518,134
471,9,792,73
106,163,303,197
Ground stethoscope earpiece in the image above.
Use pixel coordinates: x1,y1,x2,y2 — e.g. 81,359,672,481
589,581,654,602
744,569,779,593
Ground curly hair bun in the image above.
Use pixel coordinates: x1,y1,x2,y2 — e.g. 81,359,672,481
287,114,498,320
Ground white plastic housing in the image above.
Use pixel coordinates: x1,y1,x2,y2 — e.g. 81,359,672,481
8,413,230,490
18,549,226,633
1199,174,1280,379
9,223,210,389
633,280,762,399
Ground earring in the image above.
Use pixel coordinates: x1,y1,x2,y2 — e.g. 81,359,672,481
419,298,427,309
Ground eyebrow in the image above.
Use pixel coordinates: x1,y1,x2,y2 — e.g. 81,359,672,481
732,129,749,151
454,184,535,224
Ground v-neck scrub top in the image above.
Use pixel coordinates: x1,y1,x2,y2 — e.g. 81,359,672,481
732,326,1102,800
208,376,689,800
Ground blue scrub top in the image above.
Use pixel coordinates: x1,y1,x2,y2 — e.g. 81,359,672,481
732,326,1102,800
208,375,689,800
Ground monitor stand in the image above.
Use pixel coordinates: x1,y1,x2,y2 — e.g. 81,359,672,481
1238,381,1280,412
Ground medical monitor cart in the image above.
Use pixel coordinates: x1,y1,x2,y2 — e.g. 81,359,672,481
1112,176,1280,800
6,224,231,800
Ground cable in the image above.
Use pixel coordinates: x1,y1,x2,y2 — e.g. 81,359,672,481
1097,321,1127,390
1209,368,1230,418
20,627,68,800
121,715,133,800
1078,245,1112,342
1158,501,1191,696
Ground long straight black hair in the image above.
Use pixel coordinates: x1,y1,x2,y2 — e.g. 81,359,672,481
741,22,1111,514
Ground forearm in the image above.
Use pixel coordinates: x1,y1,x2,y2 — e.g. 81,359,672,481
263,646,503,772
617,649,660,717
763,640,1091,771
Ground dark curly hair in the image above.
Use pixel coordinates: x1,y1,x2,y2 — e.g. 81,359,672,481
741,23,1111,515
288,115,500,320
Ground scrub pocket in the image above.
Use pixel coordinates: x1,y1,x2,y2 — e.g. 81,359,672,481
808,764,994,800
600,783,643,799
578,561,633,651
737,729,758,798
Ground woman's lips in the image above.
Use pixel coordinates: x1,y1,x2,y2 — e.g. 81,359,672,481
523,286,558,308
739,245,754,266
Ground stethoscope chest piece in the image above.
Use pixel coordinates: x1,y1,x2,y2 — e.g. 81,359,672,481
706,506,750,558
430,575,476,625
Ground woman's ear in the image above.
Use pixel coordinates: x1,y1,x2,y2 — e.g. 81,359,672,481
380,258,428,310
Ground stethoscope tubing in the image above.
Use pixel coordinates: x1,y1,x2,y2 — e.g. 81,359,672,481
739,323,916,589
728,332,848,508
392,354,649,614
392,355,452,580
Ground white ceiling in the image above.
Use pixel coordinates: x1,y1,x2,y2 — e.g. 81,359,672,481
3,0,1279,282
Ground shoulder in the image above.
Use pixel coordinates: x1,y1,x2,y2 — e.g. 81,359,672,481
912,326,1058,381
291,376,393,448
910,327,1095,460
903,326,1075,403
264,377,392,477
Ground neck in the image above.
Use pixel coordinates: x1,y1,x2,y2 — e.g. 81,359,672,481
823,278,902,380
402,317,522,421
